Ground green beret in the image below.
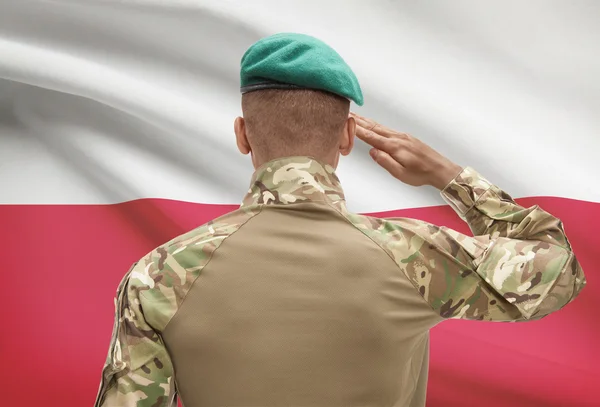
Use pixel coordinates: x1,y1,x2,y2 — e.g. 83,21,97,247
240,33,364,106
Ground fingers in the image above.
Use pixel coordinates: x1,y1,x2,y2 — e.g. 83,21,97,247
351,112,380,131
370,148,405,179
351,112,456,188
355,125,396,151
352,114,391,138
350,112,405,139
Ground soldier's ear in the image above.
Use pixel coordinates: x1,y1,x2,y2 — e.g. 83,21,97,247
339,115,356,156
234,117,251,155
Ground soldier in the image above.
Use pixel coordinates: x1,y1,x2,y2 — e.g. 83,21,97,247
95,33,586,407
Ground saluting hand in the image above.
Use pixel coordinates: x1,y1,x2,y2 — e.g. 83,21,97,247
350,112,463,190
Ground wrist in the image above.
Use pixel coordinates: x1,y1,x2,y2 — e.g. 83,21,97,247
431,163,463,190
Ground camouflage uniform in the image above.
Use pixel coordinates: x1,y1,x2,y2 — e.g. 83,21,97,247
95,156,586,407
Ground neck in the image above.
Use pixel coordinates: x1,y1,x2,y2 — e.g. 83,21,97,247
241,155,347,211
252,151,339,169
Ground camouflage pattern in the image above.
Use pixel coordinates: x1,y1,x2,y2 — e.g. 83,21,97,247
442,167,576,246
94,207,261,407
241,156,346,211
241,157,585,321
96,155,586,406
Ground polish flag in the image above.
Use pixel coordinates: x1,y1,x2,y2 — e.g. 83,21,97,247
1,1,598,406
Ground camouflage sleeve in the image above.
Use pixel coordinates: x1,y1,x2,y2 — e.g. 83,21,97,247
381,167,586,322
442,167,575,247
94,262,177,407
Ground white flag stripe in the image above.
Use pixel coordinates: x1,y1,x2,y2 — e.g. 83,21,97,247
1,1,599,212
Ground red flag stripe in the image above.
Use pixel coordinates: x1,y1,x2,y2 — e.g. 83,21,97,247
1,196,597,406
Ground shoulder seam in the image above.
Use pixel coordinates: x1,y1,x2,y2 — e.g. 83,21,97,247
142,205,265,333
326,203,442,318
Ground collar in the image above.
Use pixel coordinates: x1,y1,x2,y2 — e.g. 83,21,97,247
241,156,346,210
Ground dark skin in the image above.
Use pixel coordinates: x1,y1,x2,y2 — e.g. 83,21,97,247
234,115,355,170
235,111,462,191
350,112,463,190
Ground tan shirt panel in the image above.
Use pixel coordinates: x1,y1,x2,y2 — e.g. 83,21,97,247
163,203,441,407
95,156,586,407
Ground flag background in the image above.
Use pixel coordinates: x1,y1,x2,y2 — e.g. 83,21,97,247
1,1,598,406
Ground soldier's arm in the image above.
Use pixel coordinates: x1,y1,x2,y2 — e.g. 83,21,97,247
383,167,586,321
94,262,177,407
350,112,586,322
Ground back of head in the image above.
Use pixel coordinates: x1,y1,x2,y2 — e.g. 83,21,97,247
241,89,350,163
238,33,363,166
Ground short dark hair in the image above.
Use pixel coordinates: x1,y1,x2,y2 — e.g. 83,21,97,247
241,89,350,161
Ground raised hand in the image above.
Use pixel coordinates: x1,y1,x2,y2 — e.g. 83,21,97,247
351,112,463,190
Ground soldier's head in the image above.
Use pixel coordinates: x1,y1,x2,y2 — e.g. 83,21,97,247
236,33,363,169
234,89,356,168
